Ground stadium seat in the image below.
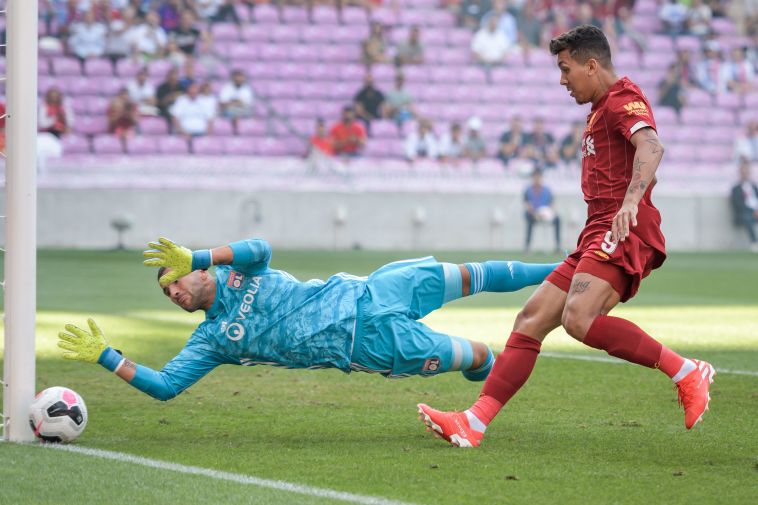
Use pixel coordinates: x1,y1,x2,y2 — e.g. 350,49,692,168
52,57,82,76
139,117,170,135
157,136,190,154
126,135,159,154
192,136,226,155
84,58,114,77
224,137,258,155
211,23,240,42
92,135,125,154
61,135,92,154
74,116,108,136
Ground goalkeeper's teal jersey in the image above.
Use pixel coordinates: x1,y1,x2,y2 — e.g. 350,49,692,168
156,239,367,398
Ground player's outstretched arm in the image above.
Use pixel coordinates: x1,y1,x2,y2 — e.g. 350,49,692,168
612,127,665,242
143,237,272,286
58,319,215,401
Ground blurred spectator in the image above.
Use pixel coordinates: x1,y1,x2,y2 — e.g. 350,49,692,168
471,15,514,82
463,116,487,162
735,121,758,162
674,49,697,87
497,115,526,165
404,119,439,162
170,82,215,138
517,1,542,50
219,70,255,134
574,2,604,30
68,9,107,66
107,88,139,142
394,25,425,67
199,81,219,120
695,42,723,95
157,0,182,31
659,0,689,38
166,40,188,67
362,21,389,67
720,47,756,95
615,5,647,65
126,11,167,61
196,36,225,79
353,72,385,136
383,73,416,133
438,122,465,164
559,121,584,166
522,117,559,170
104,14,133,71
480,0,517,48
524,169,561,253
38,87,73,138
459,0,493,30
659,63,688,121
179,58,198,89
687,0,713,37
156,68,184,129
330,106,367,157
210,0,241,24
127,67,159,115
307,117,338,175
170,11,204,56
730,158,758,252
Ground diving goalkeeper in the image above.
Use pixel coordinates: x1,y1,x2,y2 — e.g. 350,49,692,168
58,237,559,401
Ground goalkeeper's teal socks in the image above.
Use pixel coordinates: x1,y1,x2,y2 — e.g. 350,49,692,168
464,261,560,295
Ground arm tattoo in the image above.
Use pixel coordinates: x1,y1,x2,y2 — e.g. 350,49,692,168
571,280,591,294
121,359,136,371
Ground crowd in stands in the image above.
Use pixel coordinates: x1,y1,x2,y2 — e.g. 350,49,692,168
0,0,747,177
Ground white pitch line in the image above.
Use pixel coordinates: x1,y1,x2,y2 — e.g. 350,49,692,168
42,444,422,505
540,351,758,377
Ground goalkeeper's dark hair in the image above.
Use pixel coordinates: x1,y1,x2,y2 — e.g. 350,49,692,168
549,25,612,69
157,267,166,283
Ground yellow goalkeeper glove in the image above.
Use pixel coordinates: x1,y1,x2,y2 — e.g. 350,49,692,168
142,237,212,287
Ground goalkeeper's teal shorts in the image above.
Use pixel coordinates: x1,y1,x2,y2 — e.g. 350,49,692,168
350,257,473,378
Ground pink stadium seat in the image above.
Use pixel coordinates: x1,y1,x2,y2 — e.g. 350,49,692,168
370,121,400,139
312,6,339,24
99,76,129,96
298,81,330,100
267,80,300,98
225,41,257,61
126,135,159,154
87,96,109,115
224,136,258,155
116,58,142,78
257,137,289,156
72,97,90,116
716,93,742,110
341,7,367,25
92,135,124,154
278,62,310,80
148,59,174,79
260,44,290,61
84,58,114,77
192,136,225,155
300,25,333,43
330,24,369,44
446,29,471,48
237,118,267,136
281,6,310,24
61,135,91,154
339,63,365,81
52,57,82,76
289,44,318,62
157,136,190,154
247,61,280,80
74,116,108,135
320,44,358,63
427,10,455,28
241,24,269,42
251,3,279,23
211,23,240,42
271,24,301,43
139,116,170,135
213,120,234,136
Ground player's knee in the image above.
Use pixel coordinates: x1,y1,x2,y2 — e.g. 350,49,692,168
462,344,493,382
561,303,591,340
470,341,490,369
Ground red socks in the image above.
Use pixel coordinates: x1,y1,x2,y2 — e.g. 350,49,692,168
470,332,542,425
583,315,685,377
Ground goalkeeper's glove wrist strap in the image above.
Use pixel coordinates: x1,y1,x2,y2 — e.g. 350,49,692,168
191,249,212,270
98,347,123,372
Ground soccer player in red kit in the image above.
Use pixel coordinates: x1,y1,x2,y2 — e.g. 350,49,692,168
417,25,715,448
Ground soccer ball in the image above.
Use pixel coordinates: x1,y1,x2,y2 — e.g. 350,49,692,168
28,387,88,443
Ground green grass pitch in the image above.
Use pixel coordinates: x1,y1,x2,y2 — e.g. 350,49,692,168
1,249,757,505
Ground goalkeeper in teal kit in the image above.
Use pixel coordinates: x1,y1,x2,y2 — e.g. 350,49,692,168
58,237,560,402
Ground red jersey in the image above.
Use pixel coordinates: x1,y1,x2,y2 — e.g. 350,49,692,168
329,121,366,154
579,76,666,260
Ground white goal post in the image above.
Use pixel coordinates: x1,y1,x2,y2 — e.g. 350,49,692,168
2,0,38,442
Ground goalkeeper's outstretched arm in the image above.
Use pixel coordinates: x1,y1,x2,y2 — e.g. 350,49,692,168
143,237,272,286
58,319,221,401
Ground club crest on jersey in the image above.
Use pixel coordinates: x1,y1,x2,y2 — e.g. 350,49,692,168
227,271,245,289
623,101,648,116
581,135,595,158
423,357,441,372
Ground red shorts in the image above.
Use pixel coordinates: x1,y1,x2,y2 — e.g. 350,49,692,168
546,220,666,302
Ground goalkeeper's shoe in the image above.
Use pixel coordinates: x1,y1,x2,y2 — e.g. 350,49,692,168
676,359,715,429
417,403,483,448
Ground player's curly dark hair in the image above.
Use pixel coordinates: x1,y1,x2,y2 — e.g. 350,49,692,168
549,24,612,68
